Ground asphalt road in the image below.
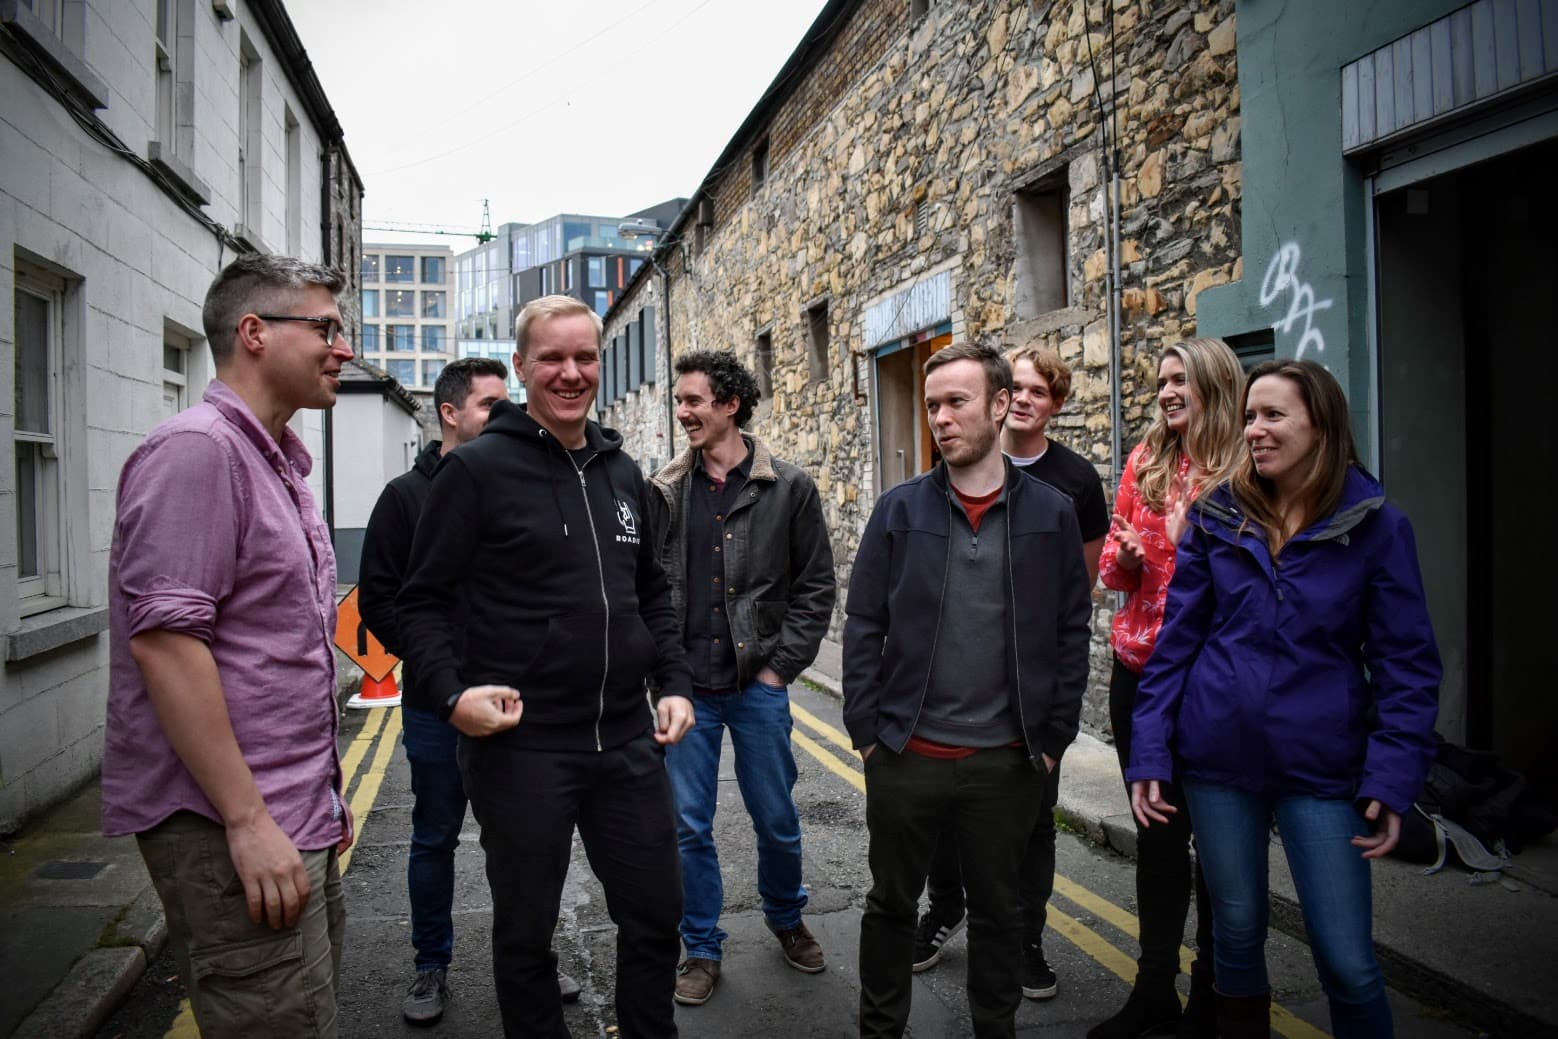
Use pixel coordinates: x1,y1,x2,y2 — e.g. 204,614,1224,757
97,682,1479,1038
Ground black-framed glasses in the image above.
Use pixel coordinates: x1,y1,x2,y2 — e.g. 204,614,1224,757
249,314,345,345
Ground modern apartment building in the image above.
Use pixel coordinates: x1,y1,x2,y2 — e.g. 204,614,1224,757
453,222,523,343
511,200,684,316
360,243,455,397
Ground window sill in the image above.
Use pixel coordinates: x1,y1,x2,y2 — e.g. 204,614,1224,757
0,0,109,109
5,604,109,662
1006,305,1093,338
232,224,271,253
147,143,212,206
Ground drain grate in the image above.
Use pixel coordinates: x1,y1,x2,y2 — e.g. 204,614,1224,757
34,859,108,880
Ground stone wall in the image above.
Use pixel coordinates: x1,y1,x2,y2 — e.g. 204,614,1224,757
603,0,1242,735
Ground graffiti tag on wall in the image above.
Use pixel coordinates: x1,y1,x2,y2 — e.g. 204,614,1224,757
1259,243,1333,359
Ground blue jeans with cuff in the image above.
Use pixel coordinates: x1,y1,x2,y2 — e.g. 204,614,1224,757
665,678,809,960
403,704,469,972
1182,782,1394,1039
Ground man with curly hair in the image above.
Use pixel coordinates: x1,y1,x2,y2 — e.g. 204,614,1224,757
647,350,837,1007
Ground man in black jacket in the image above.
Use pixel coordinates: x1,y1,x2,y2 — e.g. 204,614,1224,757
647,351,836,1007
361,357,584,1023
397,296,695,1039
843,343,1092,1039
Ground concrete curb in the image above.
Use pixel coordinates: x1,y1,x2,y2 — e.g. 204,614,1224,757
12,918,166,1039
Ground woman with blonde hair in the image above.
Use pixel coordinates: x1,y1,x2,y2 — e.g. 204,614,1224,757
1091,337,1245,1039
1129,360,1439,1036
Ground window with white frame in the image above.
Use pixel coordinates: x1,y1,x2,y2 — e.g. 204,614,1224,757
153,0,176,149
237,33,263,238
162,336,189,419
284,105,302,254
14,262,66,612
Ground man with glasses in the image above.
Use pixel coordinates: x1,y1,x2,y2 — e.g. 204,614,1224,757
104,254,357,1038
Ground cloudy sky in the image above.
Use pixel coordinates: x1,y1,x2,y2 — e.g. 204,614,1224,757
288,0,830,246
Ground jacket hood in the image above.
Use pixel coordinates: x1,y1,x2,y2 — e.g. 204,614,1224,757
481,398,624,455
1197,464,1386,544
413,439,443,479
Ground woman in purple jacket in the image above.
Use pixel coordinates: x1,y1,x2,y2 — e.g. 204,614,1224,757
1127,360,1441,1039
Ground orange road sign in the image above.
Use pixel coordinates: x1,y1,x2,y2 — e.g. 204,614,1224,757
335,585,399,682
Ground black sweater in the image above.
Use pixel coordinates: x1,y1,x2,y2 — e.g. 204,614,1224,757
358,438,442,712
397,401,693,752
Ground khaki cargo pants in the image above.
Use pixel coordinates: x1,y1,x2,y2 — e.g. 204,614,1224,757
138,811,344,1038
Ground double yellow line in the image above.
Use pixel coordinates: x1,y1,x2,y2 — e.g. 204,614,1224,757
163,703,403,1037
788,703,1328,1039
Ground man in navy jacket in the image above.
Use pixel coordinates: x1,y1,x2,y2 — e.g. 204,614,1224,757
843,343,1092,1039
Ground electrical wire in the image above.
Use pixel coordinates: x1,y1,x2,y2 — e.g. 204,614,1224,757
1,29,247,256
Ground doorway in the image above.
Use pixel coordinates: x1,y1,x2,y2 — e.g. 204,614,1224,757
1376,136,1558,797
873,329,951,493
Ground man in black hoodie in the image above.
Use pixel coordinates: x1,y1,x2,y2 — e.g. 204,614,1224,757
361,357,583,1023
398,295,695,1039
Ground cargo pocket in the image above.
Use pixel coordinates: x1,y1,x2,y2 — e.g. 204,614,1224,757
190,930,318,1035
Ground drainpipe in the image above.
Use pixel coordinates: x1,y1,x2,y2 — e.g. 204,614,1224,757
662,264,676,458
320,140,337,538
1109,156,1122,494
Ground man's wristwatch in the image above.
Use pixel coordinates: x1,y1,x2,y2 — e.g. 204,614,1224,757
438,689,465,722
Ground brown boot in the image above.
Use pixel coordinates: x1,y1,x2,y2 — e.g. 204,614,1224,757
1214,989,1271,1038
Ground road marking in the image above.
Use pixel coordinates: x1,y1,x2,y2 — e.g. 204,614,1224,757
340,705,402,874
1052,873,1196,974
793,728,865,792
788,712,1329,1039
340,702,389,786
162,704,402,1038
1050,877,1327,1039
791,703,860,760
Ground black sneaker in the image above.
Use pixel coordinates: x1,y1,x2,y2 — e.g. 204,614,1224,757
403,967,449,1025
911,909,966,972
1022,942,1058,999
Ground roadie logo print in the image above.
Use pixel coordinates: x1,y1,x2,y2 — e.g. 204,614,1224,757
615,499,640,545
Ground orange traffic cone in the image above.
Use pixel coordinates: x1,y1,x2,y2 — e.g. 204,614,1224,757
346,670,402,710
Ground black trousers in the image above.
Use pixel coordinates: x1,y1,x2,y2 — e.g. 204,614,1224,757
860,746,1044,1039
924,756,1062,945
1109,655,1215,986
459,733,682,1039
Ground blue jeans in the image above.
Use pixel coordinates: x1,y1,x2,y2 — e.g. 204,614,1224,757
665,679,808,960
403,705,469,972
1183,783,1394,1039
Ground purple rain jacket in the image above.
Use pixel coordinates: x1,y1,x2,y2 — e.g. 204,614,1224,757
1125,466,1441,815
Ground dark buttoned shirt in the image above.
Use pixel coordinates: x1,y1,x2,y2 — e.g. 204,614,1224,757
684,446,752,693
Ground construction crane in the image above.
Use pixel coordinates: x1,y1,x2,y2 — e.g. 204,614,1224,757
363,200,495,243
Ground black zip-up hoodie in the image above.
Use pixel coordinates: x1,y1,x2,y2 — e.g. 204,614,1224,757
397,400,692,752
358,438,442,712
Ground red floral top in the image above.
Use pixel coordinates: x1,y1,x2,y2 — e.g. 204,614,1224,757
1099,442,1198,673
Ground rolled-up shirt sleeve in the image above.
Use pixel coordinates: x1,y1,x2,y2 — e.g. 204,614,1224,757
114,431,239,642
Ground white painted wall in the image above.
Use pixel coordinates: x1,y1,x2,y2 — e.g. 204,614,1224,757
0,0,339,828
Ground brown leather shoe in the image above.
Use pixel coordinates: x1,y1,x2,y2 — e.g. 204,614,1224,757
674,957,720,1006
771,921,826,973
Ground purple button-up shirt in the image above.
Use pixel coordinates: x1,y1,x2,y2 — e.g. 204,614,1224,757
103,380,342,850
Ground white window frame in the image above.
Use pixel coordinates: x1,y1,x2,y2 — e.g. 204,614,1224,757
163,335,190,418
153,0,177,151
14,263,67,614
